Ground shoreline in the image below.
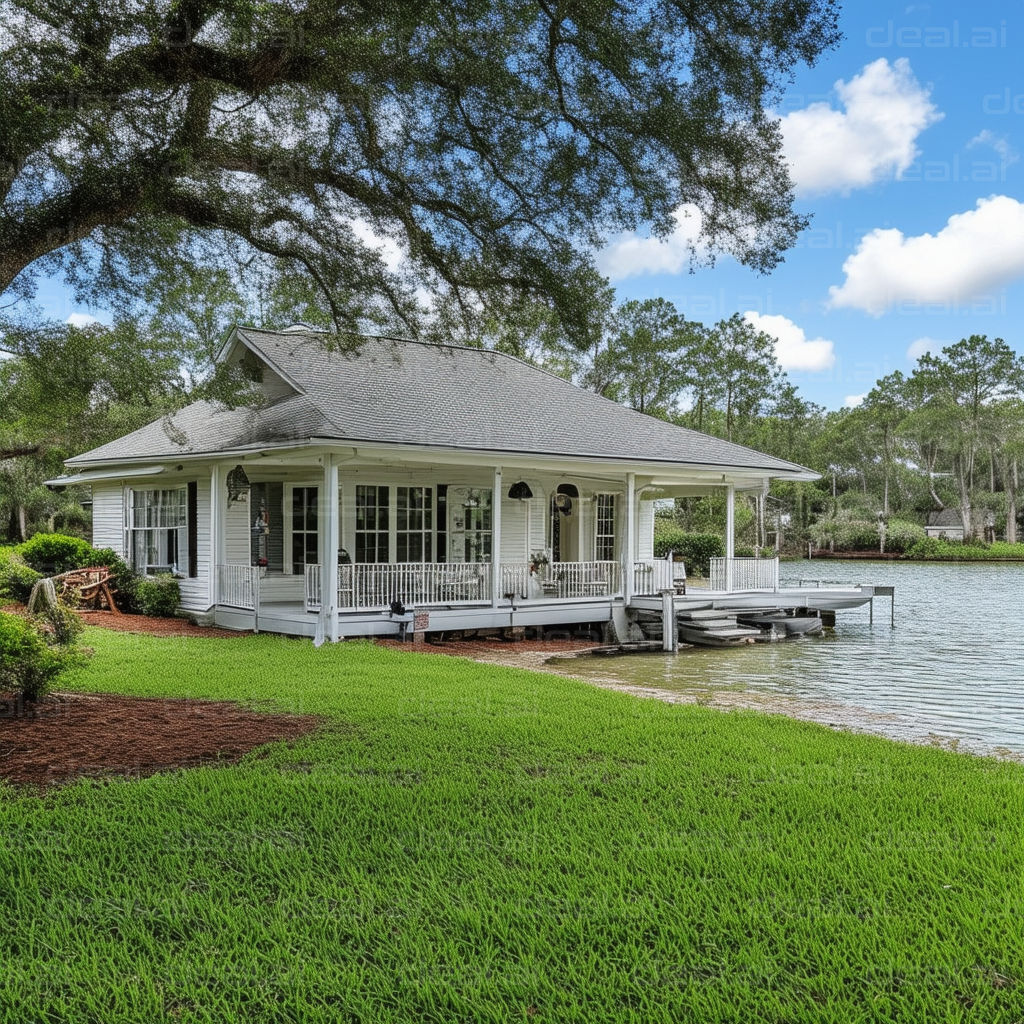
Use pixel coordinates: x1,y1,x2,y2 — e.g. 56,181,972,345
789,553,1024,563
399,638,1024,764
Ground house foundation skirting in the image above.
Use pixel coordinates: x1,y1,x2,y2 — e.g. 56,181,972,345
214,599,619,639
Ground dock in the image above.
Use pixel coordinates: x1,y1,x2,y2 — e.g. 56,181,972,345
628,580,890,650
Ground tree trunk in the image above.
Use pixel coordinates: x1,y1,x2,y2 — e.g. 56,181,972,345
18,504,28,541
954,454,973,539
1007,458,1018,544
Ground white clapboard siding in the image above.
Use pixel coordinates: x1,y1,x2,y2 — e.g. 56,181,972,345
499,495,529,564
178,474,212,610
224,492,250,566
637,501,655,560
90,484,126,554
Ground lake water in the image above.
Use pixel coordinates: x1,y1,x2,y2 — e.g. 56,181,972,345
564,561,1024,759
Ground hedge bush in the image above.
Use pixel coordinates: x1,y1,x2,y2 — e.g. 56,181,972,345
135,574,181,617
0,611,70,702
653,531,725,575
883,518,926,554
0,549,43,602
17,533,96,573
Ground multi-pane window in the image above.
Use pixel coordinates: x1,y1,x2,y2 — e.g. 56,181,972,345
355,485,389,563
463,488,493,562
397,487,433,562
596,494,616,561
291,486,318,573
132,488,188,575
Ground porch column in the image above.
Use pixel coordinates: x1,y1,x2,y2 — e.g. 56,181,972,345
492,467,502,606
624,473,636,602
322,454,340,642
725,482,735,592
209,464,223,607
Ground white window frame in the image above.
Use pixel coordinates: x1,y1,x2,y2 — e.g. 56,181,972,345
595,493,617,561
130,487,189,576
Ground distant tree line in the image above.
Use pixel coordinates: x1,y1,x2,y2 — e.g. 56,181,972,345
1,279,1021,548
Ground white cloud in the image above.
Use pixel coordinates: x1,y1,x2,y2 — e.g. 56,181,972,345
595,204,705,280
742,312,836,372
779,58,941,196
845,394,867,408
967,130,1019,167
350,218,405,272
905,337,945,361
828,195,1024,315
66,312,100,327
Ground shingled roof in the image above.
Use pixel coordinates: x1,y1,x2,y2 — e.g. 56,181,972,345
67,327,816,477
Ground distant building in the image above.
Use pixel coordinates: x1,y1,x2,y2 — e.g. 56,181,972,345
925,508,964,541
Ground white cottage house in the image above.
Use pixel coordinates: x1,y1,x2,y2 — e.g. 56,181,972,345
52,325,824,640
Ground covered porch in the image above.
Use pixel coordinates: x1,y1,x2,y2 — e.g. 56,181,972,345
206,447,782,639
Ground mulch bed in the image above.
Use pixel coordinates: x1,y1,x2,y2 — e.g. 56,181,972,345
77,609,246,639
1,691,321,790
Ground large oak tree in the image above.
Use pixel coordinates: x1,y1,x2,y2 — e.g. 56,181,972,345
1,0,840,342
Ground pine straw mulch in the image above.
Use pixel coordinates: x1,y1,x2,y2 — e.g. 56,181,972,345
76,609,247,638
1,691,322,791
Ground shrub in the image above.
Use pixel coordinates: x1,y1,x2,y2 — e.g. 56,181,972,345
652,526,688,558
653,531,725,576
17,533,95,573
0,611,69,702
135,574,181,617
883,518,926,554
0,550,43,602
808,517,879,552
905,537,945,560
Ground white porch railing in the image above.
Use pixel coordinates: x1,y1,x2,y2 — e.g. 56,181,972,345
305,563,322,611
304,561,623,610
632,559,675,595
709,556,779,592
218,564,260,610
532,561,622,599
305,562,492,612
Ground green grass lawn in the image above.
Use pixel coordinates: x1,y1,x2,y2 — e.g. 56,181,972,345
2,629,1022,1023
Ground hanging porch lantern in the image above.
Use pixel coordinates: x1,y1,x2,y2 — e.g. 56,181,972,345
226,464,251,503
507,481,533,500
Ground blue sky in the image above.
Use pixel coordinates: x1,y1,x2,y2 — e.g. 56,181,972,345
32,1,1024,411
600,0,1024,409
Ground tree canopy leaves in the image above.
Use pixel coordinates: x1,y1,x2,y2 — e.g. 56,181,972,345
1,0,840,343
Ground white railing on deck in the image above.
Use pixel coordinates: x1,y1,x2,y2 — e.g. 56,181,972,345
306,562,492,611
218,564,259,610
305,560,622,610
532,561,622,599
632,559,675,595
305,563,322,611
709,557,779,592
500,563,532,600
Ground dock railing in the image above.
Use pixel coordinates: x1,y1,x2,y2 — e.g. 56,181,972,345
632,559,675,595
709,556,779,592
